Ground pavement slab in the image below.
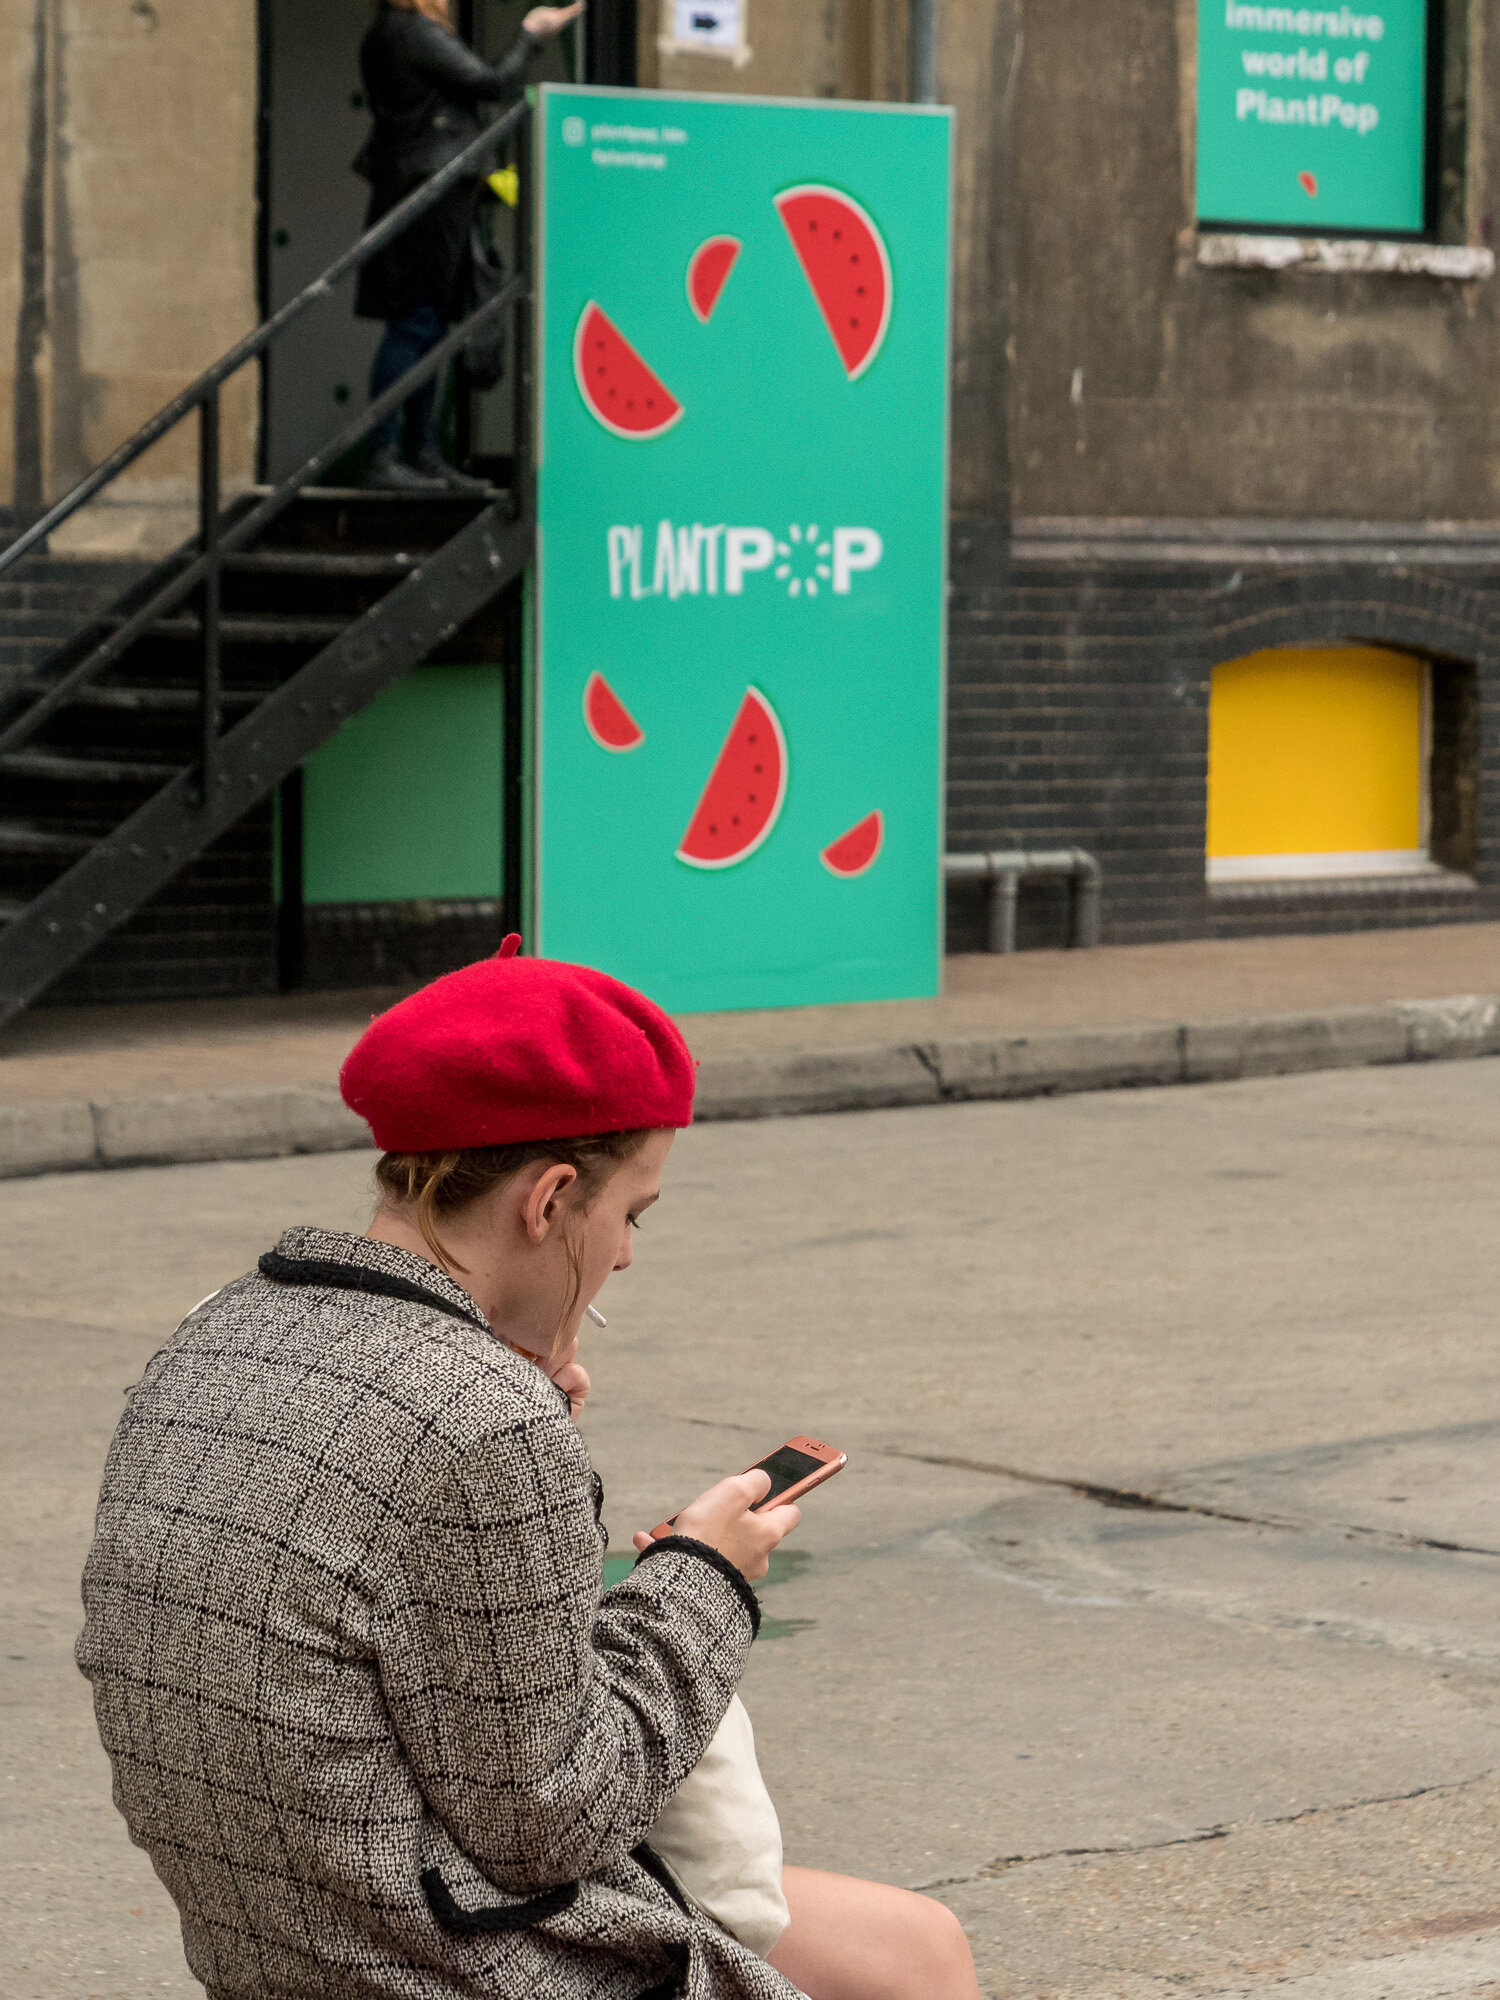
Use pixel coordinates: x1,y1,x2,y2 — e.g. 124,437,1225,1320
4,1060,1500,1997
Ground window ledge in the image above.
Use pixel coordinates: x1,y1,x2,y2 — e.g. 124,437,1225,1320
1209,867,1478,903
1197,234,1496,280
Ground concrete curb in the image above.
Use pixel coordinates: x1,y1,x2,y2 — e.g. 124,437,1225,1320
2,993,1497,1180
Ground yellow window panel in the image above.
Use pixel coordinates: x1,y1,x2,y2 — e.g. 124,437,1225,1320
1207,646,1427,874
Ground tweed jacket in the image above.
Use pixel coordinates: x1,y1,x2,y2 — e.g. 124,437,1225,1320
77,1227,802,2000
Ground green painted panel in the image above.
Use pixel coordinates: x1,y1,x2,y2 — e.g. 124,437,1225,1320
1197,0,1429,233
301,665,503,904
534,86,951,1013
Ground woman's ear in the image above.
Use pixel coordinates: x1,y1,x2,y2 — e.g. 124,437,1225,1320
523,1162,578,1244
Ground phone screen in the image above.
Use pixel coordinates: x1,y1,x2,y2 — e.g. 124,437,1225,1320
751,1445,827,1508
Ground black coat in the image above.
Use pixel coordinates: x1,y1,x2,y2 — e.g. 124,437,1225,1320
354,7,535,324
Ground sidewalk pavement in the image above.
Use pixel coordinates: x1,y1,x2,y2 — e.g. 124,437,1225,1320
2,922,1498,1177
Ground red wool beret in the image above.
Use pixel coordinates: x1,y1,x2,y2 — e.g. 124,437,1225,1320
339,938,696,1152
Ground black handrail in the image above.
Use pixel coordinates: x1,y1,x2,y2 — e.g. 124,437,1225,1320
0,94,528,581
0,277,524,758
0,94,533,794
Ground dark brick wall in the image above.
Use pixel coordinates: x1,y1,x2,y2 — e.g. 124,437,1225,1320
300,899,507,991
0,553,149,698
947,521,1500,951
44,800,278,1006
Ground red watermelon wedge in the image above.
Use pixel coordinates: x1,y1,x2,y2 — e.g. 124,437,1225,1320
687,236,741,323
677,687,788,871
821,809,883,878
774,184,892,381
573,302,683,439
583,671,644,752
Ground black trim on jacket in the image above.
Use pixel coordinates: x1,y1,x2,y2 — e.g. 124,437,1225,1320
258,1249,489,1331
420,1867,579,1934
633,1535,762,1639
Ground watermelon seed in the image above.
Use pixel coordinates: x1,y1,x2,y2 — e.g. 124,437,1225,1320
732,816,741,826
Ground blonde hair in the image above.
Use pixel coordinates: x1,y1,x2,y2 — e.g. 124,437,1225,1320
385,0,454,26
375,1132,652,1332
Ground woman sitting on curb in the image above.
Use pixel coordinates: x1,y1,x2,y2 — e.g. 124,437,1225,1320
77,941,980,2000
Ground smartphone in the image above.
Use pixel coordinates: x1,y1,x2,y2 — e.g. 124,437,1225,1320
649,1436,847,1540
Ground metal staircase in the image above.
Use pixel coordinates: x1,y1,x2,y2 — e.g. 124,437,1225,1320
0,100,533,1028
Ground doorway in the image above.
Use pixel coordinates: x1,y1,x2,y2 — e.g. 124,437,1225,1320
260,0,383,483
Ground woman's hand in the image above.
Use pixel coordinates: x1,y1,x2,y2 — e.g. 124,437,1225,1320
523,1,585,39
631,1470,800,1581
540,1333,589,1421
551,1355,590,1422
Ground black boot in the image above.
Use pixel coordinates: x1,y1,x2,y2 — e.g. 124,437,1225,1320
414,448,493,497
366,446,450,494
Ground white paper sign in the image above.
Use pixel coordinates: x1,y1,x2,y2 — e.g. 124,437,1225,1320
667,0,746,57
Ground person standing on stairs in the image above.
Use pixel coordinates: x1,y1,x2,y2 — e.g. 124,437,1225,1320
355,0,583,494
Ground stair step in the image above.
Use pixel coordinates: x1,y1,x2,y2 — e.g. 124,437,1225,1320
4,679,263,714
114,613,349,645
223,550,419,579
0,899,24,924
0,823,92,857
0,749,182,784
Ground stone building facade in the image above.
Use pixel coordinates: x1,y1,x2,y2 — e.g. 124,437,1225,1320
5,0,1499,975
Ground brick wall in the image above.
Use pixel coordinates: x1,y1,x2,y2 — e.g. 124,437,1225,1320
946,522,1500,953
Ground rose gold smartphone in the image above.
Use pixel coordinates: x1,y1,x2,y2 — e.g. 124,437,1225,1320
649,1436,847,1541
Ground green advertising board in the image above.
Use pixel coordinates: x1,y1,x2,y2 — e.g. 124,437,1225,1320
533,85,951,1013
1196,1,1430,233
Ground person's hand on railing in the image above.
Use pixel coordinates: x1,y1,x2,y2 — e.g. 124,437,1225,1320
523,1,585,38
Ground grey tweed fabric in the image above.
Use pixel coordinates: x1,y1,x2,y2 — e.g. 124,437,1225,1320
77,1226,802,2000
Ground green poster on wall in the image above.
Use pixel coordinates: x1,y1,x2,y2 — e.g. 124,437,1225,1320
533,85,951,1013
1196,1,1429,233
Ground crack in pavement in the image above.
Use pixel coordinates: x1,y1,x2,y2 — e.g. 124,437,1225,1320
880,1448,1500,1562
913,1772,1496,1892
669,1422,1500,1563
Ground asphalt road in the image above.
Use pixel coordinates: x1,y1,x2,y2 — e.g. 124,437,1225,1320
5,1059,1500,1999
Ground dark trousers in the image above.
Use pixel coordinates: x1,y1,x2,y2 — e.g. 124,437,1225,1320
369,302,449,458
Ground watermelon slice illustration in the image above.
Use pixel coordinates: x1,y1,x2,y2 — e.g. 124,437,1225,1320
583,671,644,752
677,686,788,871
687,236,741,323
1298,170,1319,198
820,809,883,878
774,184,892,381
573,302,683,440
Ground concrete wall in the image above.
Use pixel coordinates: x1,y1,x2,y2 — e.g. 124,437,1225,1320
960,0,1500,524
2,0,258,542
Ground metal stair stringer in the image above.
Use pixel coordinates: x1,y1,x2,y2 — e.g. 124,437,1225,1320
0,501,531,1027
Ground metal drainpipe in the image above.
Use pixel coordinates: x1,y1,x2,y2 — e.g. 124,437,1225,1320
944,850,1103,953
909,0,938,102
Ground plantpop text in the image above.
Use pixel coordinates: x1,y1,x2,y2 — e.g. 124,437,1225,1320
606,523,884,601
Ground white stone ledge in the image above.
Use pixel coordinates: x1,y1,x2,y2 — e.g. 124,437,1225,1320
1197,234,1496,279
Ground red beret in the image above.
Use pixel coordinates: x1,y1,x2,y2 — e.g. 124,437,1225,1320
339,938,696,1151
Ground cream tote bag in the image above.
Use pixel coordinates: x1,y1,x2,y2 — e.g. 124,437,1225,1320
647,1696,790,1959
